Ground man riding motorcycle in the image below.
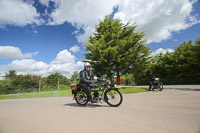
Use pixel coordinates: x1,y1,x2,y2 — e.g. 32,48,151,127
79,63,95,102
149,71,156,91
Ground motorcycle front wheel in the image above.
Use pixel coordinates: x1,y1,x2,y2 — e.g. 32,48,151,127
74,90,88,106
104,89,123,107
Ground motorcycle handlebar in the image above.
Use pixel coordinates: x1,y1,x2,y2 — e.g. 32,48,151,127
94,79,111,85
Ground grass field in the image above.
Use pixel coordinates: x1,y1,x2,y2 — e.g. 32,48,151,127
0,88,148,100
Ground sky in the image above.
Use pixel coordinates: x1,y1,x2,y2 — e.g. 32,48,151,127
0,0,200,78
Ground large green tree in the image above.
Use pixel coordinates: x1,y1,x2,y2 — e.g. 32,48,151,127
84,16,151,84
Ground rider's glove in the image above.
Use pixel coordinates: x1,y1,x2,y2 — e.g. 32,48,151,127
90,80,95,87
91,80,94,84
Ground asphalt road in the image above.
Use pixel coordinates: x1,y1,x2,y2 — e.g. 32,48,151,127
0,88,200,133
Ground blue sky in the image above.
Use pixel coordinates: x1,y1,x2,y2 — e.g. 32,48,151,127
0,0,200,78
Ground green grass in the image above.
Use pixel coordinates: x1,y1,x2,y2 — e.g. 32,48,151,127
0,88,148,100
0,90,72,100
120,88,148,94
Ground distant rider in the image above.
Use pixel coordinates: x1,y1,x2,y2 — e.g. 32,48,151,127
149,71,156,90
79,63,95,102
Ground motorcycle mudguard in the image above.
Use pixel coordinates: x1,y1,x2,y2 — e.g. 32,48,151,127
72,88,81,95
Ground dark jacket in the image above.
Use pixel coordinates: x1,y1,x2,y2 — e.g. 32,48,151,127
149,73,156,81
79,69,94,85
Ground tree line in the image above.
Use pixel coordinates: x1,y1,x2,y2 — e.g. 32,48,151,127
151,38,200,85
0,70,78,94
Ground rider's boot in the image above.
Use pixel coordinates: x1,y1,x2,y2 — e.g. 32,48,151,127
90,97,96,103
88,96,95,103
91,99,96,103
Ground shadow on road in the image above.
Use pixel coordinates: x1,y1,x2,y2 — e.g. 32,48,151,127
64,103,109,108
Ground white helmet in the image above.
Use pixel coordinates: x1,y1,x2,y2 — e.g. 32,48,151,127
84,62,91,67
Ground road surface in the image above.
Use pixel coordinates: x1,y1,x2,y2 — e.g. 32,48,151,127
0,88,200,133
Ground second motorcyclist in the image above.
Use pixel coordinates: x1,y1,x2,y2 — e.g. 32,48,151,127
149,71,156,90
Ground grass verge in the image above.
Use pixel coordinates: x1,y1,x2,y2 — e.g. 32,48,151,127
120,88,148,94
0,90,72,100
0,88,148,100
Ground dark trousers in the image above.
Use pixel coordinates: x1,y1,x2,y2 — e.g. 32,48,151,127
149,80,154,89
80,83,91,99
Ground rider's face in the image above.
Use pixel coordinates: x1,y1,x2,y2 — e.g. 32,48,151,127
85,66,90,71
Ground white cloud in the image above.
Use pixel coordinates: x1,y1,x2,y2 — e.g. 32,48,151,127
39,0,51,5
39,0,61,7
69,45,80,53
48,0,120,26
0,0,43,28
0,71,6,80
114,0,199,43
48,49,84,76
76,26,95,44
0,46,38,59
1,0,198,44
44,0,199,44
0,49,84,77
8,59,49,76
46,0,120,43
151,48,174,56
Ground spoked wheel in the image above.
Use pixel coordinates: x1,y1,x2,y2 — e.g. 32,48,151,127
158,82,163,91
104,89,123,107
74,90,88,106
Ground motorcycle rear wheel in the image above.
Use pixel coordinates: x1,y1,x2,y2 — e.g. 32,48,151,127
104,89,123,107
74,90,88,106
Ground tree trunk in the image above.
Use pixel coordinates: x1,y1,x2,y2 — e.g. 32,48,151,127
109,76,113,84
109,74,114,87
117,71,120,85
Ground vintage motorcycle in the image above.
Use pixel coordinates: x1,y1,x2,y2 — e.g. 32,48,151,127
149,78,163,91
70,79,123,107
